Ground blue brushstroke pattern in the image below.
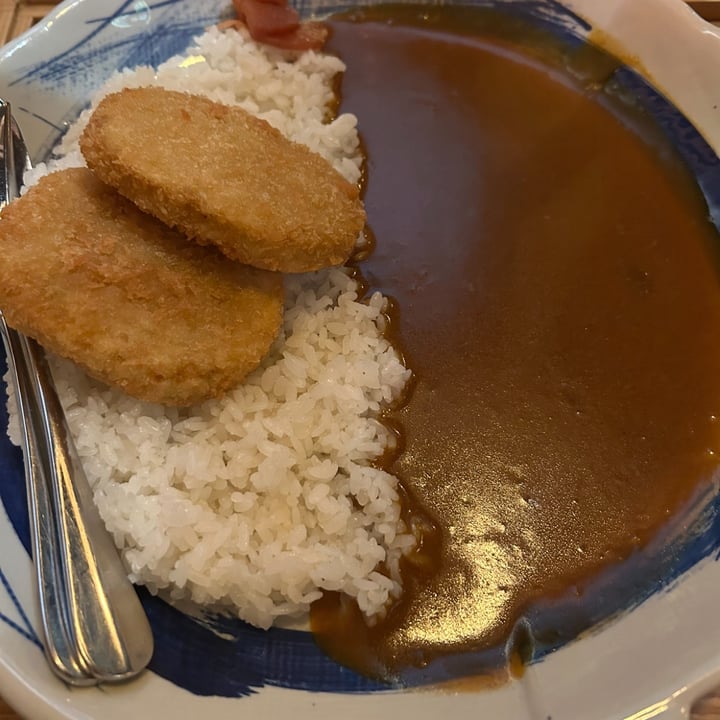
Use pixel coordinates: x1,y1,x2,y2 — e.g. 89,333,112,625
0,566,42,648
11,0,219,86
612,67,720,227
1,0,720,699
142,597,391,696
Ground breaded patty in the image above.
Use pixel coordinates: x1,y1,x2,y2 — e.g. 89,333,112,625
80,87,366,273
0,167,284,406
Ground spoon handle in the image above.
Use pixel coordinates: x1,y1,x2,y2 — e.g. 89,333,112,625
24,339,154,681
1,319,96,685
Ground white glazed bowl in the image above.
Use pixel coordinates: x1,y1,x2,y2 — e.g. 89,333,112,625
0,1,719,718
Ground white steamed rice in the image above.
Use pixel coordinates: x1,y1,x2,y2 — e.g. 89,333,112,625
7,25,415,629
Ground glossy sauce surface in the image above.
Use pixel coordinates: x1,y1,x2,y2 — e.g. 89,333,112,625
312,5,720,683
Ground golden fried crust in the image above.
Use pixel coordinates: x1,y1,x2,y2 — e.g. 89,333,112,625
0,168,284,406
80,87,366,272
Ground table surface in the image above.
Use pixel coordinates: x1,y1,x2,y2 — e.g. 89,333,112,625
1,0,720,718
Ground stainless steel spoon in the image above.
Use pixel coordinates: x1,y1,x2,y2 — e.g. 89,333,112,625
0,100,154,684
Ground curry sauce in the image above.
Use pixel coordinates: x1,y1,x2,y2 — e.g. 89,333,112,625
311,5,720,684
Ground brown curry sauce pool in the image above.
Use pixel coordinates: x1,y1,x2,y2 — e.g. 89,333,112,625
309,5,720,684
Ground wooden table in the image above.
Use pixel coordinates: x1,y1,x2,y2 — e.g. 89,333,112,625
0,0,720,717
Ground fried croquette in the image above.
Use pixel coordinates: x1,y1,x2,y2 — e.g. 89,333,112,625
0,167,284,406
80,87,366,273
